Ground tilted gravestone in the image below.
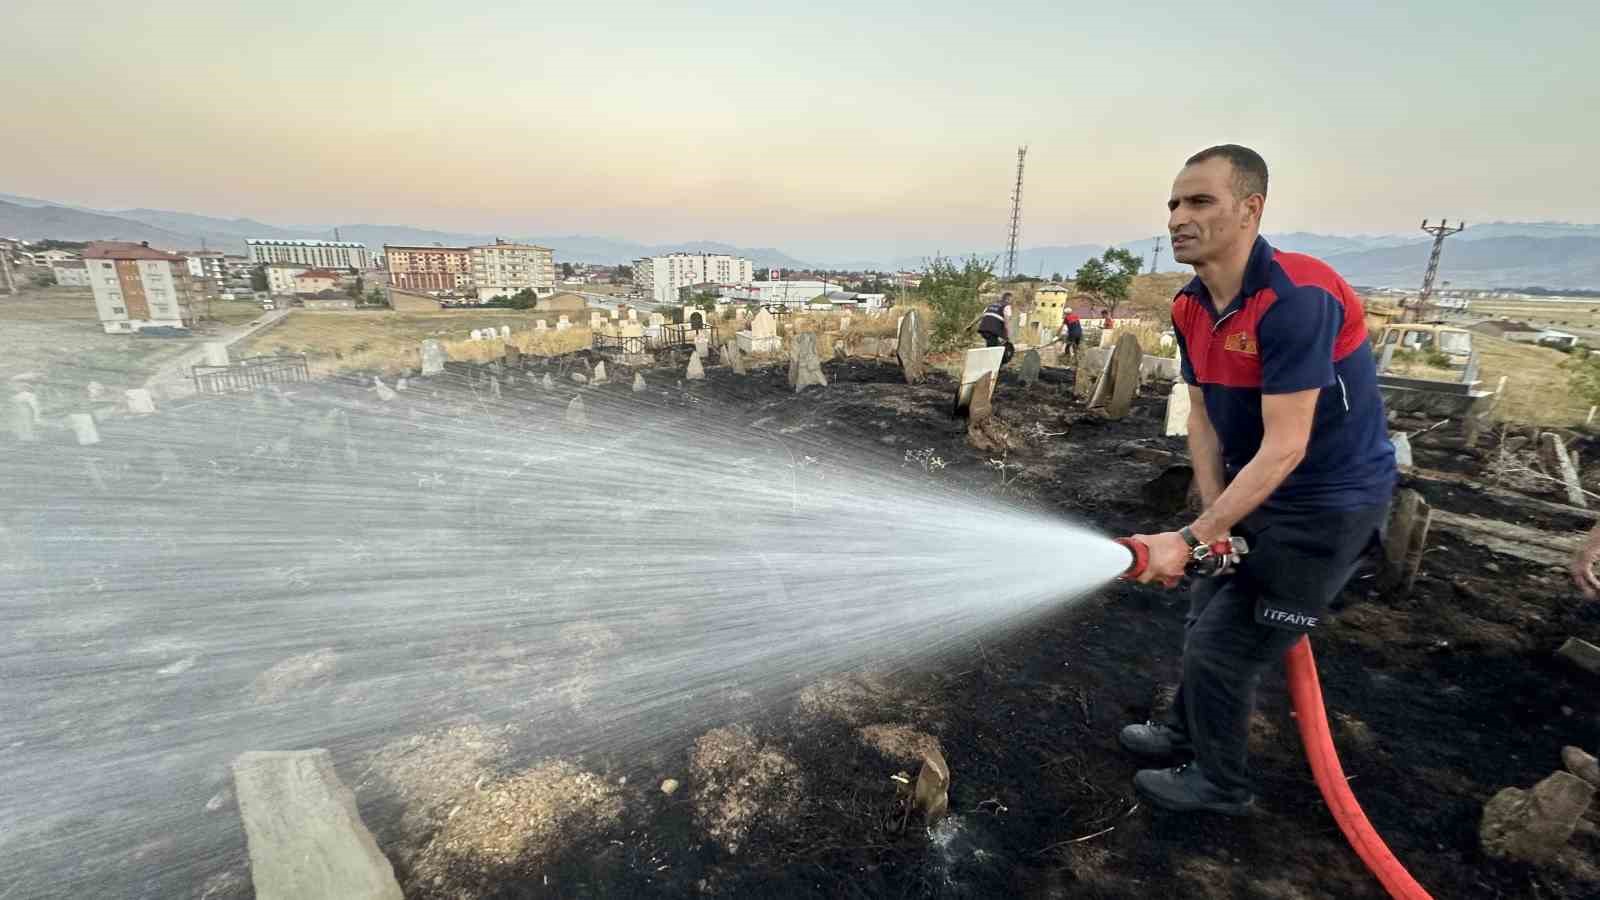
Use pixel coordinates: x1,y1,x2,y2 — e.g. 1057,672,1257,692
953,346,1005,416
725,341,746,375
788,333,828,392
542,373,555,390
896,308,926,384
1091,332,1143,418
966,372,1011,451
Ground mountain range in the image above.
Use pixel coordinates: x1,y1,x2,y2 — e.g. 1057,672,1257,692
2,192,1597,289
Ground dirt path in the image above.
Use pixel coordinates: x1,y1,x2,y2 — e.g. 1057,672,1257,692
142,307,291,399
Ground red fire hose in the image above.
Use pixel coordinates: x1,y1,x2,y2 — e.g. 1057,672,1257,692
1118,537,1432,898
1283,636,1432,899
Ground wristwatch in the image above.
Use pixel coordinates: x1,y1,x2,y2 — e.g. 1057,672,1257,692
1179,525,1202,550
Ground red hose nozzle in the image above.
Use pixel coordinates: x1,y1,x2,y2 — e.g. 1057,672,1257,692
1114,537,1149,580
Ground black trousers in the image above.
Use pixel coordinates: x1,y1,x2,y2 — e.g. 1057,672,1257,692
981,331,1014,365
1165,502,1388,795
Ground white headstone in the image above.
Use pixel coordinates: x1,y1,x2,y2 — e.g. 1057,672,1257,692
372,376,397,402
395,376,408,391
556,316,572,332
489,376,501,399
86,381,107,401
628,309,639,321
542,373,555,390
591,312,605,329
750,310,777,339
649,313,666,328
469,329,482,341
1164,383,1191,436
954,347,1005,414
686,352,705,380
7,397,36,442
1391,432,1414,468
125,388,156,415
694,333,710,358
499,325,510,339
535,319,548,331
592,361,609,384
69,412,100,446
420,339,446,375
633,373,646,392
840,316,851,331
203,342,230,367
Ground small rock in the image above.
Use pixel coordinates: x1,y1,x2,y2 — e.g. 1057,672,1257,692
1483,561,1501,573
1562,746,1600,788
660,778,680,796
571,372,589,385
1480,770,1595,863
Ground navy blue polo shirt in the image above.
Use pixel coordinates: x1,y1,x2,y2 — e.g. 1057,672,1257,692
1170,237,1396,512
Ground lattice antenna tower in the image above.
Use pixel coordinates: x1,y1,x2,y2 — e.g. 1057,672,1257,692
1003,146,1027,279
1413,218,1466,321
1149,236,1163,274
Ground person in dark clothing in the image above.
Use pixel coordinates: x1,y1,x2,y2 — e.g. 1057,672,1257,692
1119,144,1396,816
976,292,1015,365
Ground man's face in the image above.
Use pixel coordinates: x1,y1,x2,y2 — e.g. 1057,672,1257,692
1167,157,1260,266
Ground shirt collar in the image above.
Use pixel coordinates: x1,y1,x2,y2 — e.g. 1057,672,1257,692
1180,236,1275,309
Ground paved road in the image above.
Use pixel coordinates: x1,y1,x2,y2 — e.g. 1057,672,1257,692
144,307,293,399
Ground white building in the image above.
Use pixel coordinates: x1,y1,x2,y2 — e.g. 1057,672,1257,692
247,238,371,270
470,241,555,300
633,252,754,304
51,259,91,287
719,280,836,307
180,250,228,281
82,241,198,333
265,263,307,296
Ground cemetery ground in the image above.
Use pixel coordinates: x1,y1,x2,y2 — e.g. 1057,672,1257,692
6,339,1599,900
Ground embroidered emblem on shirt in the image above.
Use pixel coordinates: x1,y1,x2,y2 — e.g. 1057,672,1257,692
1223,332,1259,355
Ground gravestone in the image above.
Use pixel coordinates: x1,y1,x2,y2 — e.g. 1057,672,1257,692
204,342,230,367
694,333,710,358
592,361,609,385
8,396,37,442
725,341,746,375
1091,332,1143,418
1074,347,1110,401
395,377,408,392
421,340,446,375
534,319,548,332
125,388,156,415
1380,489,1431,595
591,312,605,329
570,372,589,385
86,380,107,401
565,396,588,428
232,750,403,900
896,308,926,384
1164,382,1190,436
542,373,555,390
686,352,705,381
966,372,1011,451
556,316,571,331
788,333,828,392
1540,433,1586,507
469,329,483,342
504,344,521,368
628,308,638,321
840,315,851,331
649,313,667,328
372,377,397,402
1019,349,1041,386
738,310,781,354
1099,329,1118,348
489,377,501,399
499,326,510,339
860,336,880,358
953,346,1005,416
633,373,646,393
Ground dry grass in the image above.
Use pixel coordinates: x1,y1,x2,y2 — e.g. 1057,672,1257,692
236,309,592,376
689,725,802,854
1471,334,1591,426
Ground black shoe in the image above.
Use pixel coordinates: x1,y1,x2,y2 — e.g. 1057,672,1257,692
1118,721,1191,759
1133,764,1255,816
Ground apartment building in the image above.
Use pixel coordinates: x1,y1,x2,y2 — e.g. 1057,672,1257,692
384,245,473,292
247,238,372,270
51,259,91,287
82,241,200,333
293,269,342,295
265,263,307,295
180,250,229,282
632,252,754,304
471,240,555,300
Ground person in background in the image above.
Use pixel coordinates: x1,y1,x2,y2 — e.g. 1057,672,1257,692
976,291,1015,365
1059,307,1083,362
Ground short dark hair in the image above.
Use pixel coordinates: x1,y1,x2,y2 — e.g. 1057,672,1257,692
1186,144,1268,199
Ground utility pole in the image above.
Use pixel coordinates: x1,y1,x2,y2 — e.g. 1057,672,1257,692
1003,146,1028,280
1412,218,1466,322
1149,236,1163,274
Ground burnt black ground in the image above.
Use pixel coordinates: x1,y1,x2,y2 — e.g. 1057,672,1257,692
5,352,1598,899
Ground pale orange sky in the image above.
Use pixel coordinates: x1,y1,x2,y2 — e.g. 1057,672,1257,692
4,0,1595,259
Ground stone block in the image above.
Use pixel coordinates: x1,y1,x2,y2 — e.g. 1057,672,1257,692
787,333,827,392
1019,349,1041,385
749,309,777,339
1139,354,1180,384
1380,488,1431,595
592,362,609,385
1555,637,1600,677
896,308,926,384
125,388,156,415
736,332,782,354
954,346,1005,416
1480,771,1595,864
1391,432,1414,468
420,340,446,375
633,373,646,393
232,749,403,900
68,412,99,446
1164,382,1190,437
686,352,705,380
1094,332,1143,418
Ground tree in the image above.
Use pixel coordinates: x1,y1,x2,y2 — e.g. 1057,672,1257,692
1051,271,1062,283
918,255,996,350
1073,247,1143,318
617,264,634,281
561,262,574,278
249,265,268,292
347,275,364,299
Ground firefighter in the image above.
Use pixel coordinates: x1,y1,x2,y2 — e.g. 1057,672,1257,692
976,291,1015,365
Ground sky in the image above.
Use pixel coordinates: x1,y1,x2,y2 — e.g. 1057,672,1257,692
3,0,1596,261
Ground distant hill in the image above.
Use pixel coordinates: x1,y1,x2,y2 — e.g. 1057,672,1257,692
0,199,195,248
1325,236,1600,289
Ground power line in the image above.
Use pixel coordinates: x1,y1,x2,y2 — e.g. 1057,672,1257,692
1003,146,1027,280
